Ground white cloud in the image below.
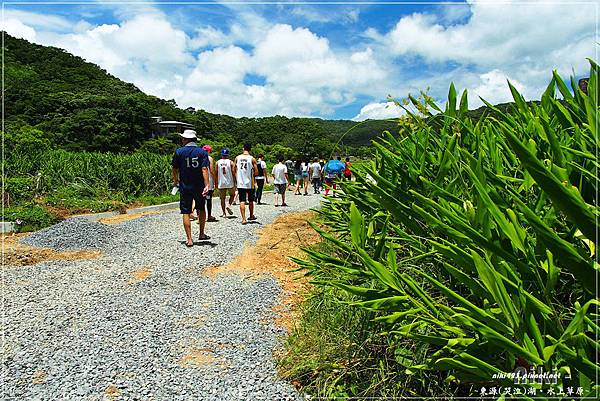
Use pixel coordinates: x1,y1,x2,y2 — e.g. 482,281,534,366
470,69,526,106
353,101,404,121
186,46,251,89
3,9,72,31
381,1,595,67
180,23,389,117
2,18,37,41
189,11,270,50
37,13,193,92
290,6,361,24
370,0,596,106
5,1,594,120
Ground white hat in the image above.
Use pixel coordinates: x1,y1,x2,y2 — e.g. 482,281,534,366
180,129,197,139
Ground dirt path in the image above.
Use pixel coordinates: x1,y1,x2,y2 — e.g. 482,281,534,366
203,211,319,331
2,193,321,400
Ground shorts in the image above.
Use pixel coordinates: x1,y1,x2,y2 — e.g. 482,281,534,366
237,188,255,203
274,184,287,194
294,174,302,181
206,189,214,200
180,190,205,214
218,187,235,198
302,172,309,178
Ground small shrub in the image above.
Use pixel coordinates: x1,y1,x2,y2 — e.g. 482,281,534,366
5,205,58,232
3,176,36,203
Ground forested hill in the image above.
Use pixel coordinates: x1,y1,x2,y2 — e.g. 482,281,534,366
3,33,396,155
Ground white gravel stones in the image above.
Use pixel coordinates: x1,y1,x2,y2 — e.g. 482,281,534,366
22,218,117,251
4,192,322,400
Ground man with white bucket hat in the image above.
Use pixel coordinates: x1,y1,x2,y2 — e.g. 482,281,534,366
171,129,210,247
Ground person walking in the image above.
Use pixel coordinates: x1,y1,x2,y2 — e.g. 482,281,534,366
234,143,258,225
301,159,310,196
255,154,268,205
343,157,352,181
203,145,217,222
309,157,321,194
323,157,343,197
319,158,326,191
285,157,295,191
217,148,236,218
272,155,289,207
171,130,210,247
293,160,303,195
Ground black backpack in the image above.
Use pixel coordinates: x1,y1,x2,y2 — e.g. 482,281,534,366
257,161,264,176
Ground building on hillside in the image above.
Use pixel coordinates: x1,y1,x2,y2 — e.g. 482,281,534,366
150,117,194,137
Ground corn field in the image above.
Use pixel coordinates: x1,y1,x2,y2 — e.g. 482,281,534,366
7,149,172,198
294,61,599,397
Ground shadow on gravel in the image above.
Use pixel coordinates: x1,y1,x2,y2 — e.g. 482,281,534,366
178,241,218,247
193,241,218,247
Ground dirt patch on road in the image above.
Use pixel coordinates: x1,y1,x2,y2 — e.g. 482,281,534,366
203,211,321,330
128,267,152,284
2,233,101,267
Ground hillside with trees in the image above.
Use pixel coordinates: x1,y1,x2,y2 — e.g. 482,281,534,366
3,33,396,156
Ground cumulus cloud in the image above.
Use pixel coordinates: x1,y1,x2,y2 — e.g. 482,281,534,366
3,9,72,32
2,18,37,41
353,101,404,121
189,11,270,50
3,1,595,119
178,24,388,117
368,0,596,107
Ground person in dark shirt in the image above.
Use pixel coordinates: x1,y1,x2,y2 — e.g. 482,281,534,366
171,130,210,247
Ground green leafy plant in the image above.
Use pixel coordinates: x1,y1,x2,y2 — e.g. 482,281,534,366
5,205,59,232
293,61,599,398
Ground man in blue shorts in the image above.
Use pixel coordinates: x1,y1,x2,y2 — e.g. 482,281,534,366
171,129,210,247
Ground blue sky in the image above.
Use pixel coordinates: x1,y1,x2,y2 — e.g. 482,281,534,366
3,0,597,120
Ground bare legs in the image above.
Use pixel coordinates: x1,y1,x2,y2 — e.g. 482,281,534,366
183,214,193,246
183,209,207,246
198,210,207,238
240,201,247,224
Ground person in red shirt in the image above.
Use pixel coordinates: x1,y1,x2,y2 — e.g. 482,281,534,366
344,157,352,180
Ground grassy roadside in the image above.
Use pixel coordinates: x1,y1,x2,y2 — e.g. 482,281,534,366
278,242,454,399
4,193,179,232
4,186,278,233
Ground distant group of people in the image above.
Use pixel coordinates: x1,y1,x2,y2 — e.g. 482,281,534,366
171,129,353,247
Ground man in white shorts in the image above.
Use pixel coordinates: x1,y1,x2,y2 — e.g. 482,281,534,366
272,155,289,207
234,143,258,225
217,148,236,217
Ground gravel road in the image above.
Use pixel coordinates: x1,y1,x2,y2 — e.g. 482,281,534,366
2,192,322,400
